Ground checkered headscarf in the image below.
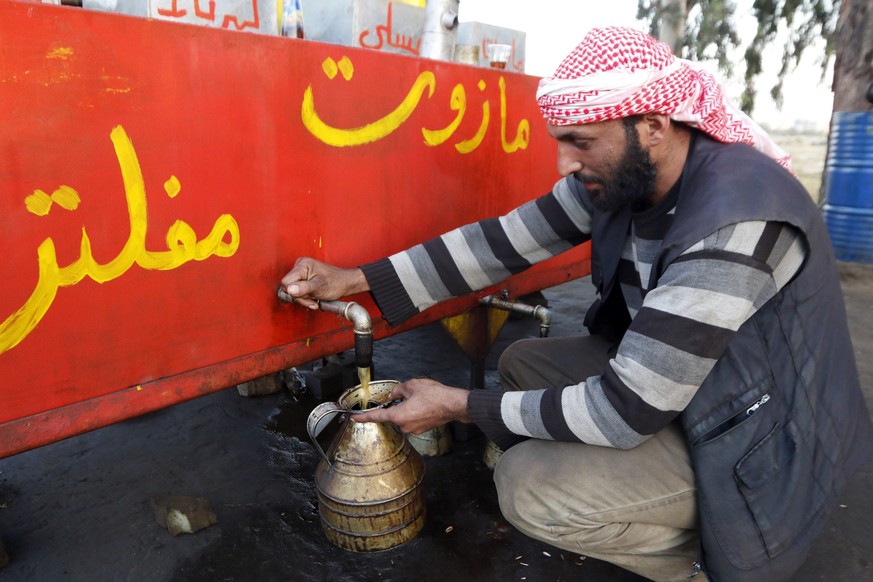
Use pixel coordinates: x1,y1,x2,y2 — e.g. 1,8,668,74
536,27,792,171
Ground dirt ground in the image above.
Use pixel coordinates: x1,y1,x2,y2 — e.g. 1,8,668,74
0,262,871,582
772,130,829,203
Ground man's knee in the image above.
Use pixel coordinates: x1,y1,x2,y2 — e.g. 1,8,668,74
494,441,551,532
493,434,698,550
494,442,613,552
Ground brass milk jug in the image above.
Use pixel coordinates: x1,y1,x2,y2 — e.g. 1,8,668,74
306,380,426,552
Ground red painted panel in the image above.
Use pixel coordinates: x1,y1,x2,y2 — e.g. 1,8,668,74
0,1,590,457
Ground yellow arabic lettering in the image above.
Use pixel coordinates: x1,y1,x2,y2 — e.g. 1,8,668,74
302,62,436,147
304,59,529,154
0,239,62,354
0,125,240,356
499,77,530,152
422,83,466,146
25,185,81,216
165,175,182,197
455,80,490,154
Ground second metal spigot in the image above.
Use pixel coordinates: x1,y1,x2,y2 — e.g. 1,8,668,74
480,291,552,338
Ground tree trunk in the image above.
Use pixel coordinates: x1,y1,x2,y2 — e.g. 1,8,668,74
658,0,687,54
832,0,873,111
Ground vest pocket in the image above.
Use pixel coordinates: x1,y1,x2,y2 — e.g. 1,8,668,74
734,419,813,558
690,394,815,569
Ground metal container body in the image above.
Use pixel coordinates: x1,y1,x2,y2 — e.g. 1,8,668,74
456,21,526,73
823,111,873,264
314,381,426,552
317,485,426,552
305,0,426,58
83,0,148,17
406,424,452,457
482,439,504,470
84,0,280,35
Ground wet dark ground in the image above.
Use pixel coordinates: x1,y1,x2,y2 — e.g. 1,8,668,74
1,269,872,581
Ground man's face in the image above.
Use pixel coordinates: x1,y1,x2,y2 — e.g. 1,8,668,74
547,118,658,212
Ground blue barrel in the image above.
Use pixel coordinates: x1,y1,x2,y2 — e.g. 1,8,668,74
822,111,873,263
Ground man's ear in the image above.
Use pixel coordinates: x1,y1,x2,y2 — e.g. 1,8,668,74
641,113,670,146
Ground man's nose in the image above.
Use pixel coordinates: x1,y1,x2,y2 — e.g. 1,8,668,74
556,144,583,177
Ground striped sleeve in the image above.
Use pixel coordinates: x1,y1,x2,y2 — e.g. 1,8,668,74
470,221,807,449
362,178,593,326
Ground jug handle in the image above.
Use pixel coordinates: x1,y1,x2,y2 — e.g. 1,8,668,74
306,402,345,465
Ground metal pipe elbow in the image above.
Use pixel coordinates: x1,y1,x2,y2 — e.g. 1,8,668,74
479,293,552,338
318,300,373,369
276,290,374,368
335,301,372,336
441,8,458,30
531,304,551,338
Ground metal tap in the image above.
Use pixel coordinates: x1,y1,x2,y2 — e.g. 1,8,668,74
277,289,373,369
480,291,552,338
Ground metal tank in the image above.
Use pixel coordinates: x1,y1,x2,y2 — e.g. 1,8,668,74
0,0,589,458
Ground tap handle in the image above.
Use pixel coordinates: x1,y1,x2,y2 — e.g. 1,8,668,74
276,288,345,315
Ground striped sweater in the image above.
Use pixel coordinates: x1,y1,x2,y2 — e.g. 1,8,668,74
361,176,807,449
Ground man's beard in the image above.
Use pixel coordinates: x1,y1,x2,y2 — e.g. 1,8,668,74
582,126,658,213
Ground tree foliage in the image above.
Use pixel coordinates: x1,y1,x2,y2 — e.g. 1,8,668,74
637,0,839,113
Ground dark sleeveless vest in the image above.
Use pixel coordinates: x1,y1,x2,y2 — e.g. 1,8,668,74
585,133,873,581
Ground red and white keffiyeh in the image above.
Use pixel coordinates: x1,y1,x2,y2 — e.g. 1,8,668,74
536,27,792,171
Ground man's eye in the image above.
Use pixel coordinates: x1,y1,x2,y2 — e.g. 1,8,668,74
574,141,591,150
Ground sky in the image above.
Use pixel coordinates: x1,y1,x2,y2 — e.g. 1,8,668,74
457,0,835,130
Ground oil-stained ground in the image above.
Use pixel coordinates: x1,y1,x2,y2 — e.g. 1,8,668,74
1,267,871,582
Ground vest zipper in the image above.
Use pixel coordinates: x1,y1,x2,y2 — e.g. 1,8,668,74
745,393,771,416
695,393,772,443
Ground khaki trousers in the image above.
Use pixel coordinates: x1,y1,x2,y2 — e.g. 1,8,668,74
493,335,705,582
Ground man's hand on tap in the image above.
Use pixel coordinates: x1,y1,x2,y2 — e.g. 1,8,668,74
280,257,370,309
352,378,471,435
